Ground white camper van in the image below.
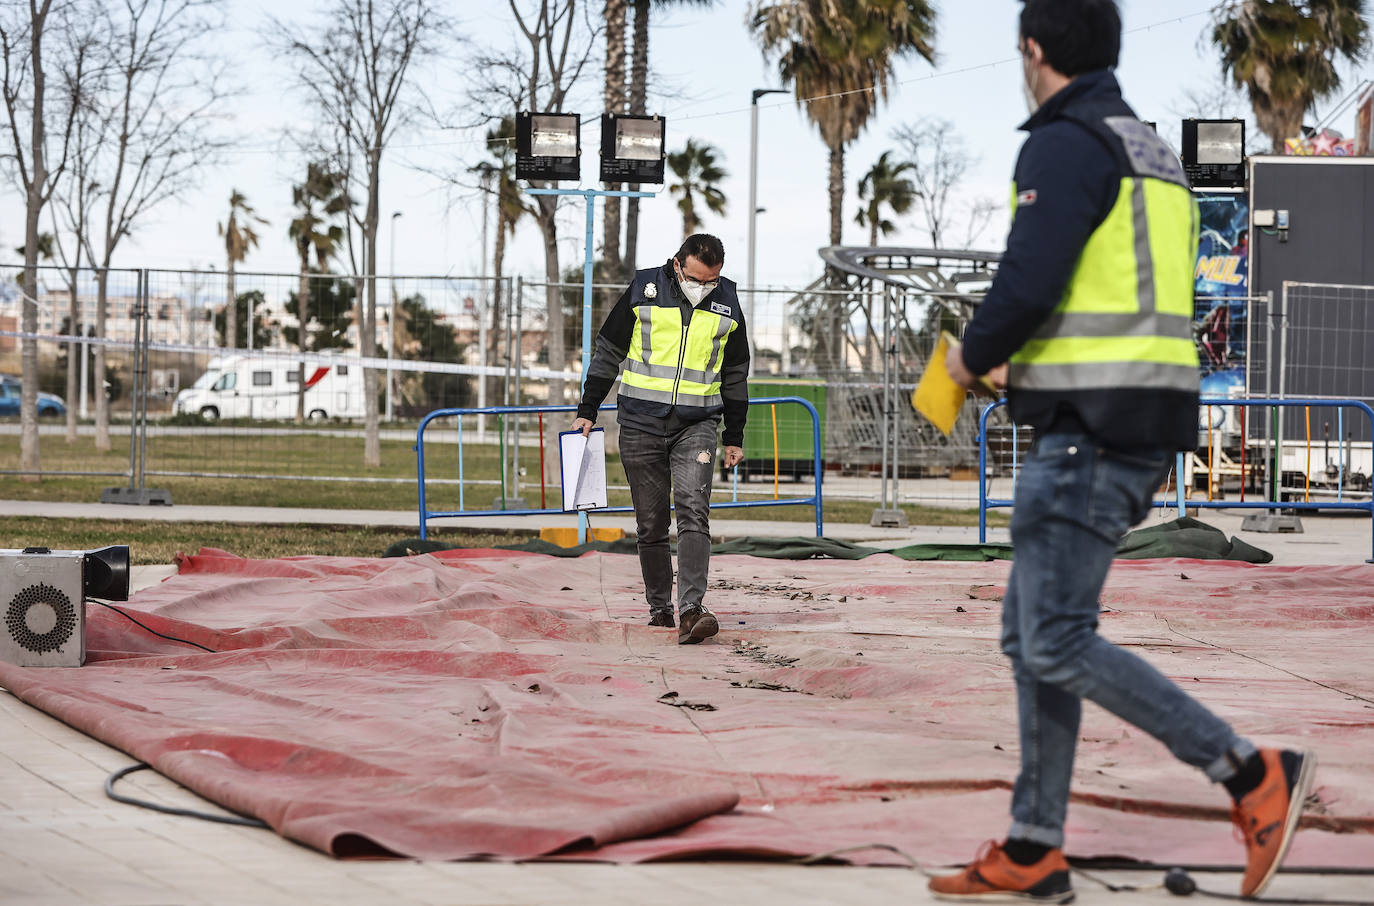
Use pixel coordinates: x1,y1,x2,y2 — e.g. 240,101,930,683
173,355,364,421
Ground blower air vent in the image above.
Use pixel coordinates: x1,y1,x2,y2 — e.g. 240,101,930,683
6,583,77,654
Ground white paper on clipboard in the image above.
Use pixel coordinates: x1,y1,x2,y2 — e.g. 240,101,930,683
558,428,608,511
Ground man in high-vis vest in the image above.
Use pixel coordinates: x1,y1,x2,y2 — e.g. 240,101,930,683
928,2,1313,902
572,233,748,645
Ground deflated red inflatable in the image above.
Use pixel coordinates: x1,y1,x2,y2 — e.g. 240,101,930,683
0,547,1369,866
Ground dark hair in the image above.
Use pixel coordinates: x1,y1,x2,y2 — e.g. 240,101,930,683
675,233,725,269
1019,0,1121,76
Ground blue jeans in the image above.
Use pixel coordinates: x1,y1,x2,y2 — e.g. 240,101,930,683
1003,434,1256,848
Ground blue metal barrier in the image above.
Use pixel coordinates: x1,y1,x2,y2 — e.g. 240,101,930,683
415,396,825,540
977,397,1374,562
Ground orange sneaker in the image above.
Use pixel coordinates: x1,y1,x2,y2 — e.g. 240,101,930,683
928,840,1074,903
1231,748,1316,897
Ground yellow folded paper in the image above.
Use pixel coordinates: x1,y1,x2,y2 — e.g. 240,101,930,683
911,331,967,436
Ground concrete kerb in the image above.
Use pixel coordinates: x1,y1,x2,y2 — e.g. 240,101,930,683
3,499,1372,565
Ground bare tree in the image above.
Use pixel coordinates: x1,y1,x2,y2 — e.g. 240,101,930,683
50,21,109,444
468,0,598,405
2,0,95,477
86,0,227,451
892,117,996,251
275,0,447,467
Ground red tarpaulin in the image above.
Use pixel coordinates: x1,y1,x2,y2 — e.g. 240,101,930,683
0,547,1370,866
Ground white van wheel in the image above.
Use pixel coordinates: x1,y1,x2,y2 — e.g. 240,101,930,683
308,408,328,421
199,406,219,422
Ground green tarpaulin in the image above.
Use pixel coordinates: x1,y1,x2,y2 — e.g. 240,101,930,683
386,517,1269,563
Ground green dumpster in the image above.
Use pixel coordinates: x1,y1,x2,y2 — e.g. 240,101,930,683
727,379,827,483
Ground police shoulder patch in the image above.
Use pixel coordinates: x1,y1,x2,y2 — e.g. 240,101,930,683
1104,116,1188,186
1016,189,1038,207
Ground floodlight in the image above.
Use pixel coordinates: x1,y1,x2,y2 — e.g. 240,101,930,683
600,114,665,184
516,112,581,182
1182,119,1246,189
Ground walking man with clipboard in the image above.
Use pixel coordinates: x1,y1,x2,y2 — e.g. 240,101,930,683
572,234,749,644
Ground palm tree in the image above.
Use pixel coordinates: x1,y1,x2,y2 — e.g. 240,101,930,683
1212,0,1371,154
855,151,917,247
470,117,532,408
217,191,267,350
603,0,628,274
623,0,717,277
287,163,349,422
667,140,728,236
752,0,937,253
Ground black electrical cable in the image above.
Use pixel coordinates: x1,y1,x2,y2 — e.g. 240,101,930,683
105,763,269,829
91,600,217,652
1068,858,1374,906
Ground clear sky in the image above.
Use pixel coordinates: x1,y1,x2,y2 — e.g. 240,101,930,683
3,0,1370,292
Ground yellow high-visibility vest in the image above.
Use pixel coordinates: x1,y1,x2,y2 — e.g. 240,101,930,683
619,300,738,408
1009,115,1200,394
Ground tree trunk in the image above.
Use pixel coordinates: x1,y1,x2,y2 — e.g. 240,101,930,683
490,216,508,411
602,0,626,276
19,3,52,481
296,264,308,423
65,267,79,443
623,0,650,282
363,148,381,466
828,143,844,248
536,195,565,404
226,262,236,348
225,253,237,349
869,219,878,248
94,267,110,451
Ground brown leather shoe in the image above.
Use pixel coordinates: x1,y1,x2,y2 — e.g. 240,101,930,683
677,606,719,645
648,610,675,628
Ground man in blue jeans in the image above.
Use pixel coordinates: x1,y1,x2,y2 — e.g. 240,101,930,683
572,234,748,644
929,1,1315,901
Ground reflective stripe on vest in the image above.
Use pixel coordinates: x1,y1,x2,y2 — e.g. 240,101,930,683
619,303,736,407
1009,168,1199,393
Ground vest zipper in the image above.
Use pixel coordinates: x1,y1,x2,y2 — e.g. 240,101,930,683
671,323,689,405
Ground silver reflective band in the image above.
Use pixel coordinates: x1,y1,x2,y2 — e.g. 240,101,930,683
617,384,676,404
624,359,718,386
1033,311,1191,340
1131,179,1156,315
619,383,722,408
1009,360,1200,392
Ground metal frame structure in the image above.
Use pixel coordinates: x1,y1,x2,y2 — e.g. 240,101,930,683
414,396,825,541
976,396,1374,562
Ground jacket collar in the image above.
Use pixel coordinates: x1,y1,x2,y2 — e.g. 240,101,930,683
1019,69,1122,132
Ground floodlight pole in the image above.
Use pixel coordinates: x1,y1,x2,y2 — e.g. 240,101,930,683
527,186,654,545
747,88,787,376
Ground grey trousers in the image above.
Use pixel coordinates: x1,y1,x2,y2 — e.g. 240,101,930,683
619,419,718,616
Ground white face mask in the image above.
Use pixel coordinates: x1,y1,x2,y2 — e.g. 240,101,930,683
676,264,717,305
1021,49,1041,115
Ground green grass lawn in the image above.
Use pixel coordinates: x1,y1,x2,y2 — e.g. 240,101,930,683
0,517,531,565
1,427,1006,528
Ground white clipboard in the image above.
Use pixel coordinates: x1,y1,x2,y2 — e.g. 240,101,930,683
558,428,609,511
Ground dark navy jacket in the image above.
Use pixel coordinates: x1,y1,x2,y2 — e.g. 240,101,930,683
577,259,751,446
961,70,1198,451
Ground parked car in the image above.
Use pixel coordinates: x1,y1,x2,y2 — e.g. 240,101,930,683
0,375,66,417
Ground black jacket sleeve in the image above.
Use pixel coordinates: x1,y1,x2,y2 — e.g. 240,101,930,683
576,286,635,422
720,314,750,447
960,122,1119,376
